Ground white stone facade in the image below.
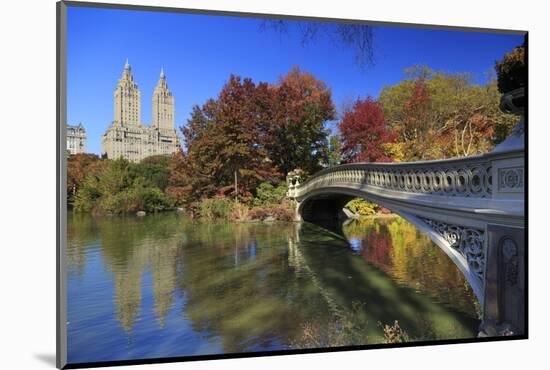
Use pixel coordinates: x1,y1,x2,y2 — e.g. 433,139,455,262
102,61,182,162
67,123,86,154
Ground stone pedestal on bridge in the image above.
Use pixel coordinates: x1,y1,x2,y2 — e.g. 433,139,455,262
481,224,525,336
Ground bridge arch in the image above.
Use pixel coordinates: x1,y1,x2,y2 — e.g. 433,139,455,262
297,188,485,304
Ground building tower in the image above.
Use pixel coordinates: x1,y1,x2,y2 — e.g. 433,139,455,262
152,68,175,130
102,61,181,162
114,59,141,126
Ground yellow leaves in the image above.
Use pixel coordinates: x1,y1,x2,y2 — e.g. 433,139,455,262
345,198,379,216
381,143,405,163
380,65,516,161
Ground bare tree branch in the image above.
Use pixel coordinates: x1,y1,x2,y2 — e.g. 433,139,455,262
260,20,375,71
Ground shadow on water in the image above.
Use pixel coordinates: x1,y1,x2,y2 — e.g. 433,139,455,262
306,219,348,239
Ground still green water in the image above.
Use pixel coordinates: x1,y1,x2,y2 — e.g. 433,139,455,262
67,212,479,364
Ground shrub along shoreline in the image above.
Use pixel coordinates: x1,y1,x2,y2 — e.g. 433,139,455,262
68,154,296,221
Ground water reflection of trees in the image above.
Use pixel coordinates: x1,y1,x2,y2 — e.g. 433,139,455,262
67,213,99,276
174,222,333,353
342,216,479,319
298,220,479,342
68,215,334,349
68,213,479,351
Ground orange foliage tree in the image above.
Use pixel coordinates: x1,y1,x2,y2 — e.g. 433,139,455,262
265,66,336,174
67,153,104,205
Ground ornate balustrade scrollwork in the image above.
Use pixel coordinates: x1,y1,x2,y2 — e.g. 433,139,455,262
420,217,486,284
287,151,525,200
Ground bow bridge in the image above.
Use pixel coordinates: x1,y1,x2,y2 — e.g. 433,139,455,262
287,145,525,336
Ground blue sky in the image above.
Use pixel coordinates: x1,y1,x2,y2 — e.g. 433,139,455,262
67,6,524,155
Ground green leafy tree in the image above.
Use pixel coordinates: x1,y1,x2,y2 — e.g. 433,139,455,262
73,158,173,214
129,155,172,191
327,134,342,167
253,182,288,206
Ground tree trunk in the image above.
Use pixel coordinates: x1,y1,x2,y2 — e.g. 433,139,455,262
234,169,238,203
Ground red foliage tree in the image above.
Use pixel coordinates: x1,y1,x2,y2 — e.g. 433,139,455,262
401,79,431,141
339,97,395,163
166,149,193,204
177,75,280,201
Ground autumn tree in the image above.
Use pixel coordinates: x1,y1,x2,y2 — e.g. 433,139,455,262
67,153,104,205
393,79,434,160
215,76,279,196
165,149,193,205
180,75,280,200
169,67,336,203
265,66,336,174
339,97,395,163
379,66,518,160
438,80,518,157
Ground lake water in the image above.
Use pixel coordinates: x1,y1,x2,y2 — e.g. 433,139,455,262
66,212,479,364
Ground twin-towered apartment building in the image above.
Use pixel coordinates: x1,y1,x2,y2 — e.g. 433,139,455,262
100,60,182,162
